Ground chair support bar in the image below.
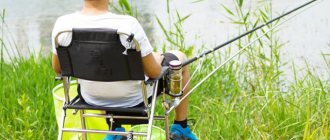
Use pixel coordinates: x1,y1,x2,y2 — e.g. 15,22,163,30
62,128,147,136
63,77,71,104
82,113,165,120
147,80,159,140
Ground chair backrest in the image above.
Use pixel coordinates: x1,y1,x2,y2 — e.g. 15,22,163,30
56,28,145,81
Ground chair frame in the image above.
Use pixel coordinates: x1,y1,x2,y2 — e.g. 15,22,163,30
55,29,176,140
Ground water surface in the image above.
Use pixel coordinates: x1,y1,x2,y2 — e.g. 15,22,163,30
1,0,329,79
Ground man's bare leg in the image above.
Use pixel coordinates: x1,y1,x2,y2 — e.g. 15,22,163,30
167,50,190,121
153,51,197,139
152,51,190,121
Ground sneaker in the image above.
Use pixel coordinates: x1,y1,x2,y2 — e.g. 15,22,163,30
103,127,127,140
170,124,198,140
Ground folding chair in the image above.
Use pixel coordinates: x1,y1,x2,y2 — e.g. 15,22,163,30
54,28,182,140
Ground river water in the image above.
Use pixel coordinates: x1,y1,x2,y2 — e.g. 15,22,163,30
1,0,329,80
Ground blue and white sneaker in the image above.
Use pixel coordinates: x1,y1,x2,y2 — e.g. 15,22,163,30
103,127,126,140
170,124,198,140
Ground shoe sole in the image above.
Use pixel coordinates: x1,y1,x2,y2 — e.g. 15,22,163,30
170,133,189,140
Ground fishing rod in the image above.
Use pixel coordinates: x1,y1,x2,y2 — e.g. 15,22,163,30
182,0,318,67
166,0,321,115
167,16,287,115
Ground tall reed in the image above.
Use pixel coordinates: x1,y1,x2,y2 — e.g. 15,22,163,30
0,0,329,140
156,0,329,139
0,10,58,139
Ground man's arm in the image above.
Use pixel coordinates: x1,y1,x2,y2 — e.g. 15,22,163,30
142,52,162,79
52,54,61,74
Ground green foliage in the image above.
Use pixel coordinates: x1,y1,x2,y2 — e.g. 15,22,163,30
184,0,330,139
108,0,137,17
0,55,58,140
156,1,195,57
0,10,58,139
118,0,131,12
0,1,329,140
1,9,5,73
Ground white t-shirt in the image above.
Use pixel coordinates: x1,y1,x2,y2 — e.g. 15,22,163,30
52,12,153,107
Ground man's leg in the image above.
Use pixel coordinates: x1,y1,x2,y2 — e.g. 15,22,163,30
166,50,190,121
152,51,189,121
153,51,197,140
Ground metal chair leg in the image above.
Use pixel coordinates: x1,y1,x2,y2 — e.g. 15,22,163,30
58,77,70,140
165,114,170,140
162,93,171,140
57,108,66,140
80,110,87,140
146,80,159,140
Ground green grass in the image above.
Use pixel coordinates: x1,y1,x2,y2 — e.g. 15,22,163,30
155,0,329,139
0,55,58,139
0,9,57,139
187,58,330,139
1,0,330,139
0,50,328,140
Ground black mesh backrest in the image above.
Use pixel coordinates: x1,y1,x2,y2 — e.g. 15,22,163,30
56,28,145,81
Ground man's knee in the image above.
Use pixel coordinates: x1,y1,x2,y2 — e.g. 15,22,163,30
168,50,187,63
168,50,189,75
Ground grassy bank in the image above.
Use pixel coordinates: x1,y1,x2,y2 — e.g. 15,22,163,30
154,0,330,139
0,51,329,139
1,0,330,139
188,57,330,139
0,55,58,139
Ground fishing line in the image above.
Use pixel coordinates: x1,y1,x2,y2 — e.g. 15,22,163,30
182,42,228,91
166,0,321,114
182,51,206,91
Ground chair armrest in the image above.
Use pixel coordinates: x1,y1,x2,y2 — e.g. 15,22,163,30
144,66,169,85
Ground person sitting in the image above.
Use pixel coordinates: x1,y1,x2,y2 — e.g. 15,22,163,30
51,0,197,139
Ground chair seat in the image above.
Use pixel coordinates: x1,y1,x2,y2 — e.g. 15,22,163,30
65,97,148,116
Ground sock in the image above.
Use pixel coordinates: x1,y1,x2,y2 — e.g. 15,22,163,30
106,118,121,130
174,119,188,128
111,123,122,130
